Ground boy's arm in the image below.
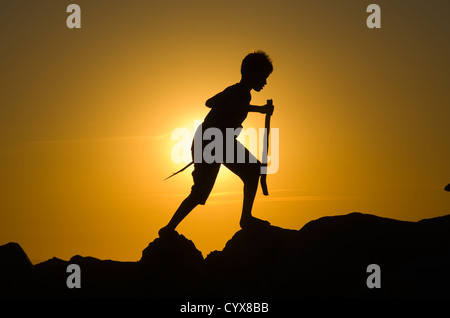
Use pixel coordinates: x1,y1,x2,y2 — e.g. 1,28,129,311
248,104,274,115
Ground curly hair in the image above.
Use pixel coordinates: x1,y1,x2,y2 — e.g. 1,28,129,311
240,50,273,79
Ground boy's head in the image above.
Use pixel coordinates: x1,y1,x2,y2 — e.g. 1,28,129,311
241,50,273,91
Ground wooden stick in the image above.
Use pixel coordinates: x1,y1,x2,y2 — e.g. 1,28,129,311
260,99,273,196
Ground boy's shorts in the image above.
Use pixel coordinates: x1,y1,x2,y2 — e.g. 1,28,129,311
189,139,261,205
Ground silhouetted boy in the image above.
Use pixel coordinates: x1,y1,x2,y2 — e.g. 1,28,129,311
159,51,274,237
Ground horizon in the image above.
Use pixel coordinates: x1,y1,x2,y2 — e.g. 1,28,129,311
1,1,449,264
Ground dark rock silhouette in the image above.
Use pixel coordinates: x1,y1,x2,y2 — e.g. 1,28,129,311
2,212,450,297
0,242,33,296
0,242,33,275
140,232,203,266
284,213,450,297
204,225,297,297
445,183,450,191
136,232,205,297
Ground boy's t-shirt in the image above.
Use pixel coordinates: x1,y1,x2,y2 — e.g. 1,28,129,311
202,83,251,132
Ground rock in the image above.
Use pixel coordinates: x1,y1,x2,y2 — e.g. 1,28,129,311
0,242,34,295
140,231,204,267
204,225,297,296
33,257,69,296
286,213,418,296
137,232,205,297
0,242,33,277
3,212,450,297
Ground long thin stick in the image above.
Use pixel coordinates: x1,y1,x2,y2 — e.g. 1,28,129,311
164,161,194,181
260,99,272,196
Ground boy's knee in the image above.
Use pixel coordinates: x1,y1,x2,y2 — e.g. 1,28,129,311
243,164,261,185
187,192,208,206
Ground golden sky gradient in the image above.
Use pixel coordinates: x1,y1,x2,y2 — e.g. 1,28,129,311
1,0,449,263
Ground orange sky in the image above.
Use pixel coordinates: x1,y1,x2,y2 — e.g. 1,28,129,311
1,1,449,263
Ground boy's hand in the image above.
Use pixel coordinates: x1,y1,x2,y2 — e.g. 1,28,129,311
262,103,274,116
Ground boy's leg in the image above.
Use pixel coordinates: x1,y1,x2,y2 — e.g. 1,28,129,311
159,162,220,237
240,172,264,228
159,194,198,237
224,140,270,229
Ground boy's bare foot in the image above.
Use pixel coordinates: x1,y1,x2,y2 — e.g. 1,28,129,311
158,226,177,238
240,216,270,229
